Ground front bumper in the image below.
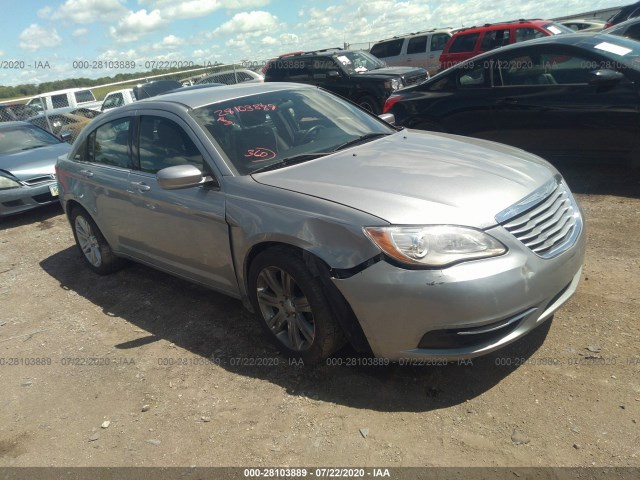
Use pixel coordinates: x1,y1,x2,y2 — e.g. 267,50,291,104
332,225,585,360
0,182,59,217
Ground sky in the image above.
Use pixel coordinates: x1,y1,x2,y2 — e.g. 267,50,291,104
0,0,622,87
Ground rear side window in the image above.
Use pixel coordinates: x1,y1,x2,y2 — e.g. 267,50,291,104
448,33,480,53
430,33,450,52
407,36,428,54
87,117,131,168
623,23,640,40
51,94,69,108
370,39,404,58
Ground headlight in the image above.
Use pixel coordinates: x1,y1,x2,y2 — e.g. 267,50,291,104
364,225,507,268
0,175,21,190
384,78,403,91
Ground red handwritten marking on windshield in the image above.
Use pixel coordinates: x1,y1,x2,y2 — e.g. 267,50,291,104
214,104,277,127
244,147,276,162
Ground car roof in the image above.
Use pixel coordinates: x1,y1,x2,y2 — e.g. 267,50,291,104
130,82,316,110
373,28,454,43
452,18,554,35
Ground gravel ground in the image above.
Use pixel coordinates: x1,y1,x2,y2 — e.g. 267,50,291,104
0,160,638,469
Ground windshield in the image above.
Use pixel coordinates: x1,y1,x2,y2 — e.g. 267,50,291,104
191,88,394,175
335,51,387,73
0,124,61,155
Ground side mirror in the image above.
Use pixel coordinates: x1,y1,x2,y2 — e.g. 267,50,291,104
60,132,72,143
378,113,396,125
327,70,341,79
588,69,625,89
157,164,204,190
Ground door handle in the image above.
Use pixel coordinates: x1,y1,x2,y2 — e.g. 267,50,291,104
79,169,94,178
497,97,518,105
130,181,151,192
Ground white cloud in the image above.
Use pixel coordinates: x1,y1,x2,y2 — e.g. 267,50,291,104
0,50,4,57
109,9,167,42
72,28,88,37
159,35,185,48
214,10,279,36
18,24,63,51
261,36,278,45
46,0,127,24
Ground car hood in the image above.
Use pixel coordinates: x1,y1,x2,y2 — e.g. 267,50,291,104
252,130,557,229
0,142,71,180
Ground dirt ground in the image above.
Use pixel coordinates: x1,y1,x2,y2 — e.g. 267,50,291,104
0,160,638,469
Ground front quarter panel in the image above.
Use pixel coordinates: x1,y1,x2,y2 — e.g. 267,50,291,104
223,177,385,300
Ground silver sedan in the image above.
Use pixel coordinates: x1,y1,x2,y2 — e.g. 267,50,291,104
56,83,585,364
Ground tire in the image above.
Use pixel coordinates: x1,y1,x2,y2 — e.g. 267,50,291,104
70,207,125,275
248,246,345,364
357,95,381,115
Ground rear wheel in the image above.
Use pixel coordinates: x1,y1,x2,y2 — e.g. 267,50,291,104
357,95,381,115
70,207,125,275
248,247,344,364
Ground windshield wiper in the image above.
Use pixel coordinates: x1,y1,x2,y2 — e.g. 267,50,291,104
21,145,47,151
332,133,391,152
250,152,330,174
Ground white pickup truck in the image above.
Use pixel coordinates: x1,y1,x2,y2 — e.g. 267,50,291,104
100,88,136,112
27,87,102,112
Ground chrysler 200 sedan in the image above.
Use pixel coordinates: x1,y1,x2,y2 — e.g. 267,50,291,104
56,83,585,364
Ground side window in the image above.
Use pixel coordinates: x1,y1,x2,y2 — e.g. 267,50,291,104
495,52,595,86
624,23,640,40
287,59,312,81
457,61,489,87
370,39,403,58
515,28,546,43
138,116,205,174
407,36,428,54
103,93,124,109
430,33,450,52
51,94,69,108
448,33,480,53
480,29,511,51
88,117,131,168
312,57,338,79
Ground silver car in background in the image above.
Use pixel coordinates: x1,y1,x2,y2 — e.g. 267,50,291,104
55,83,585,364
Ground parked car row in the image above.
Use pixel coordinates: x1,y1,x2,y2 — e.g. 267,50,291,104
262,48,429,114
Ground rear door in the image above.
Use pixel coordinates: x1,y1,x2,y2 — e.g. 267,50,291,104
491,46,640,159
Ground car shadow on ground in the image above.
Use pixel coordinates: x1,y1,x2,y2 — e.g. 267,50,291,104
0,203,63,230
40,246,552,413
551,159,640,198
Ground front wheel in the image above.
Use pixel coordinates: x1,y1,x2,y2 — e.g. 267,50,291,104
248,247,344,364
70,207,125,275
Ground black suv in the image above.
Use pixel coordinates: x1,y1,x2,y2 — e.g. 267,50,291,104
263,48,428,114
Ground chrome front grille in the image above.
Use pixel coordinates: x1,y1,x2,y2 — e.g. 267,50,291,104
497,177,582,259
403,73,428,86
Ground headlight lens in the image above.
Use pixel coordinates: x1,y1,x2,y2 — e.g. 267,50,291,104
384,78,403,91
0,175,21,190
364,225,507,268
